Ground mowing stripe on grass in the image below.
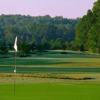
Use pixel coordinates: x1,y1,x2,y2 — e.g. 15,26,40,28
1,66,100,73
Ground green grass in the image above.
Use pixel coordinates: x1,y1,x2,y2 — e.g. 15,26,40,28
0,52,100,73
0,51,100,100
0,84,100,100
1,66,100,73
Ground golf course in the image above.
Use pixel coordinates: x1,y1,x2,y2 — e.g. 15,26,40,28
0,0,99,99
0,50,100,100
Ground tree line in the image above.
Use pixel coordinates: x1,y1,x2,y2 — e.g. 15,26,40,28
75,0,100,53
0,14,79,55
1,0,100,55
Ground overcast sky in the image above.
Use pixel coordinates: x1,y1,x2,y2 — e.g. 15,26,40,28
0,0,96,18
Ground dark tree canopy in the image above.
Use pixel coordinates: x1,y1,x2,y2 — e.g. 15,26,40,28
0,14,79,50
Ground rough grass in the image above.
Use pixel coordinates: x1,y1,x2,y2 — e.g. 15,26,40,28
0,73,93,80
0,73,100,84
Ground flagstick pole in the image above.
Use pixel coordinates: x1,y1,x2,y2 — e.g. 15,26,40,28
14,51,17,96
14,36,18,96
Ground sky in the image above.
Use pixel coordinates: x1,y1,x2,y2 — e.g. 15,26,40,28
0,0,96,18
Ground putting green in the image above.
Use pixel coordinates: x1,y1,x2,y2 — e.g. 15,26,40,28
0,84,100,100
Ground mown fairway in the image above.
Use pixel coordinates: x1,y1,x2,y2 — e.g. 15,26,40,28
0,51,100,100
0,84,100,100
0,51,100,73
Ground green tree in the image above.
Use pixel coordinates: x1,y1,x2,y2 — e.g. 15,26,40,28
75,0,100,53
30,41,36,53
19,42,31,56
75,10,93,51
0,14,79,50
88,23,100,53
37,44,43,55
0,43,8,56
